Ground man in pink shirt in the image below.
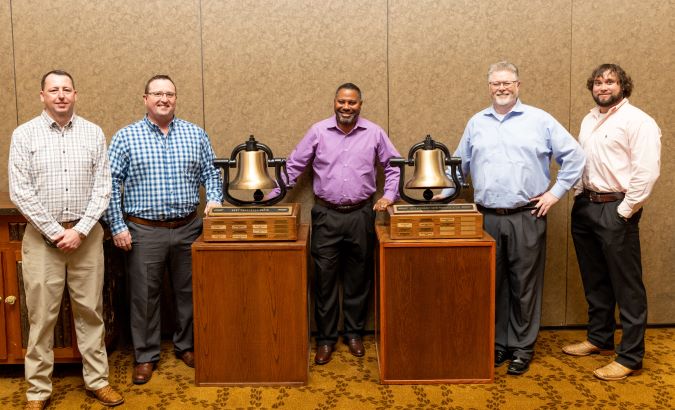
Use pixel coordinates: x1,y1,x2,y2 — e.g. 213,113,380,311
563,64,661,380
282,83,400,365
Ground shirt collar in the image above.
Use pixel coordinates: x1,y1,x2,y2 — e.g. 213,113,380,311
485,99,525,119
590,98,629,118
143,114,176,132
41,110,75,130
327,115,367,135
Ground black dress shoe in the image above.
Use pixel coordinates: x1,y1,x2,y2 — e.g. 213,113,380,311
314,345,334,365
495,350,511,367
346,338,365,357
507,358,530,375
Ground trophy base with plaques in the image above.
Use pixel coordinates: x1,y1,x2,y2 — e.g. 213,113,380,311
203,203,300,241
387,202,483,240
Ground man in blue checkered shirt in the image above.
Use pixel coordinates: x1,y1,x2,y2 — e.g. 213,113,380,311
103,74,222,385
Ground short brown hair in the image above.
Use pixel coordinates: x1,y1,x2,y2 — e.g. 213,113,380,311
145,74,176,94
586,64,633,98
41,70,74,90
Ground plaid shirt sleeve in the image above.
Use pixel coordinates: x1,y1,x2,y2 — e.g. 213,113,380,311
74,126,112,236
104,130,131,236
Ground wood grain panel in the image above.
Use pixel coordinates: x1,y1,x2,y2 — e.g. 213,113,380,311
388,0,573,325
567,0,675,324
0,1,16,192
376,226,495,383
10,0,203,140
192,226,309,385
201,0,388,223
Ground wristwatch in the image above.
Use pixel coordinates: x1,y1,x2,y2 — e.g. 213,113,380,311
77,231,87,240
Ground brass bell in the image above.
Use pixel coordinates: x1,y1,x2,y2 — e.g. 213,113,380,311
230,150,277,190
214,135,289,206
405,149,454,189
389,134,467,204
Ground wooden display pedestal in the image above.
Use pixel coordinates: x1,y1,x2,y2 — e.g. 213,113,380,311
191,225,310,386
375,224,495,384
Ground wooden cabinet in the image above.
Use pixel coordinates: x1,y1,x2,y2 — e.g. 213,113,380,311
192,225,310,386
0,193,121,364
375,225,495,384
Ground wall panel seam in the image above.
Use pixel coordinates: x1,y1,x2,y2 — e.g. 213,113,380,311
565,0,574,325
199,0,206,130
385,0,390,135
9,0,18,128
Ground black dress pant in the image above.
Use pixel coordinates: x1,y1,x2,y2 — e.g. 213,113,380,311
483,210,547,362
571,196,646,370
311,203,375,346
126,217,201,363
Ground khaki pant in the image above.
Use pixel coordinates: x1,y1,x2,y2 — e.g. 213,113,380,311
22,223,109,401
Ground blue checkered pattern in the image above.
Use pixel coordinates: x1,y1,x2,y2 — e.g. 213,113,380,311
104,116,222,235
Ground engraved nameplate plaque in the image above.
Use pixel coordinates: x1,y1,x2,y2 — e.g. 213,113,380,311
203,203,300,242
387,203,483,239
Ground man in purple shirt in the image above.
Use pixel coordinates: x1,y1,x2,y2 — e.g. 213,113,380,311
283,83,400,365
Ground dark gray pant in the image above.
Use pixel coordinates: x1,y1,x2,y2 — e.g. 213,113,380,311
483,210,546,362
571,196,646,370
127,217,202,363
311,203,375,346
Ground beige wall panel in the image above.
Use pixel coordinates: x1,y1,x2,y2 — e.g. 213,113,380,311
567,0,675,324
389,0,573,325
0,2,17,192
11,0,203,141
201,0,388,221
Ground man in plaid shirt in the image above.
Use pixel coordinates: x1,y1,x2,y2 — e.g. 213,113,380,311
9,70,124,409
103,74,222,385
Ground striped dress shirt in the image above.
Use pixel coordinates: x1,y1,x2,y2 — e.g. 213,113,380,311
9,111,112,238
104,116,222,236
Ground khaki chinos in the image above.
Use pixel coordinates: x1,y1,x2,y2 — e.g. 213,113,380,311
21,223,108,400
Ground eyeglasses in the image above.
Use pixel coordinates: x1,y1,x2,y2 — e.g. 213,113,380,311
146,91,177,99
488,81,519,88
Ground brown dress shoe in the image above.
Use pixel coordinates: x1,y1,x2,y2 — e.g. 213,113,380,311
314,345,334,365
346,338,365,357
178,351,195,368
88,385,124,407
133,362,155,385
24,399,49,410
593,360,640,381
562,340,614,356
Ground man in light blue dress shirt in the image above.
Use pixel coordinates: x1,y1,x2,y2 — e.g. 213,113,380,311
444,61,585,375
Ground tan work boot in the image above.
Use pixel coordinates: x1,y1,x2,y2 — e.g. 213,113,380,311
88,385,125,407
562,340,614,356
594,360,641,381
24,398,49,410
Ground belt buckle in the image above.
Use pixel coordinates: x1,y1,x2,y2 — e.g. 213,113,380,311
588,191,598,202
495,208,508,215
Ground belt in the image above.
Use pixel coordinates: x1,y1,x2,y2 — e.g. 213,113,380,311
314,197,371,213
581,189,625,203
477,203,537,216
126,211,197,229
42,219,81,248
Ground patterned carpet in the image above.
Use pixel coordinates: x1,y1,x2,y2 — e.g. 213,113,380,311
1,328,673,409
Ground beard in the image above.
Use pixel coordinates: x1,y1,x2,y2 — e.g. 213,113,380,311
336,112,358,126
593,92,623,108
